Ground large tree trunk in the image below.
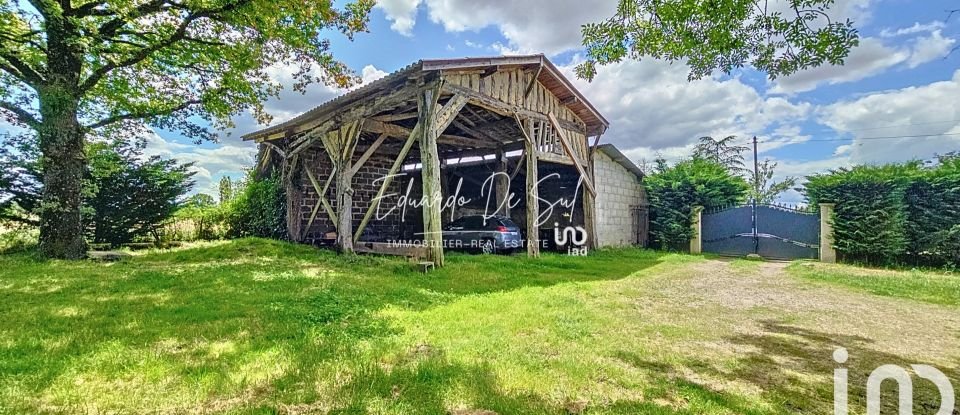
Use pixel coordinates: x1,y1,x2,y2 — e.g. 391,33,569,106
37,87,87,259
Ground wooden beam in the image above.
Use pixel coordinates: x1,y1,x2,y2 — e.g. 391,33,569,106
284,154,302,241
496,147,510,217
443,84,587,134
363,118,497,149
548,113,596,197
353,123,422,243
350,133,388,176
419,85,445,267
452,119,508,144
333,120,363,253
304,166,337,229
523,117,540,258
524,63,543,98
372,112,418,122
417,87,446,266
435,93,469,133
262,141,287,159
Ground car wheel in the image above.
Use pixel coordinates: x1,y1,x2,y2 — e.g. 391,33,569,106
480,239,497,255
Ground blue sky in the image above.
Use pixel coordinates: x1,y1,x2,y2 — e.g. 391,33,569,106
138,0,959,202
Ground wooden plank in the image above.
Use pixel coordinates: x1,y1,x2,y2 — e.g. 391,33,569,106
548,113,596,196
354,242,428,258
537,152,575,166
418,85,445,267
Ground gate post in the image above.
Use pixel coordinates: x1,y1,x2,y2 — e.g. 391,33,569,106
690,206,703,254
819,203,837,263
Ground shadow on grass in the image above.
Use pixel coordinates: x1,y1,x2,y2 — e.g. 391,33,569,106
616,319,958,414
0,238,672,413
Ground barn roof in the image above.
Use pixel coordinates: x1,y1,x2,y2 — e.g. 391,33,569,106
242,55,609,141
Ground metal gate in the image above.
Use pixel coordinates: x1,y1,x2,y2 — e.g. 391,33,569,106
701,203,819,260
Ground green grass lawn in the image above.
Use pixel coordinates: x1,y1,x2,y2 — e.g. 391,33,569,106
787,262,960,306
0,239,957,414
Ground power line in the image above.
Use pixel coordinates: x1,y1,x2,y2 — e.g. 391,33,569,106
758,131,960,143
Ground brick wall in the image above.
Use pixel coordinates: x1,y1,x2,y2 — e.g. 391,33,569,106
297,147,422,245
593,151,646,247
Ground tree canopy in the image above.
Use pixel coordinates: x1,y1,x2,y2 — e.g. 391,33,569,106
0,0,373,258
0,0,373,138
577,0,859,81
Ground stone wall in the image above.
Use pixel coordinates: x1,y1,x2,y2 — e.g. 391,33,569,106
593,151,646,247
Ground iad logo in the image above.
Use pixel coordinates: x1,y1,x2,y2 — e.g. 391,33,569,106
553,223,587,256
834,348,955,415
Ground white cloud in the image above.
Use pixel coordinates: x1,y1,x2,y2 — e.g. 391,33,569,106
771,27,958,94
378,0,617,55
818,70,960,164
880,21,946,38
143,131,257,195
771,38,910,93
375,0,422,36
907,30,956,68
560,58,810,159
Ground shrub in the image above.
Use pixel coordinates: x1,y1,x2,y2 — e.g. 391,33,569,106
226,172,287,239
645,158,750,250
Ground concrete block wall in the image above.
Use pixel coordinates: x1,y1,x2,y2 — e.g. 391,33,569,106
593,151,646,247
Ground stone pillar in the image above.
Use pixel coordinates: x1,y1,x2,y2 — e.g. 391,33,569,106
819,203,837,263
690,206,703,254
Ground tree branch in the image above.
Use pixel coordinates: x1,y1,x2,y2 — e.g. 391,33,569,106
82,0,248,92
84,99,201,130
0,101,40,129
67,0,110,17
0,51,45,86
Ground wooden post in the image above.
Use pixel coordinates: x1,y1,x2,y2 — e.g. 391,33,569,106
335,158,355,253
419,86,445,267
323,120,361,254
690,206,703,254
819,203,837,263
495,147,510,217
283,152,302,242
524,119,540,258
583,167,598,250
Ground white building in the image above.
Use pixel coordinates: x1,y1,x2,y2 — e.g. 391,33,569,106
593,144,648,247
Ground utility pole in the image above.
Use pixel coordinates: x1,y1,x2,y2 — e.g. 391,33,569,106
752,136,759,195
752,136,759,254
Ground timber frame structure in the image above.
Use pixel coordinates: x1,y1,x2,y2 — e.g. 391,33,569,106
244,55,609,267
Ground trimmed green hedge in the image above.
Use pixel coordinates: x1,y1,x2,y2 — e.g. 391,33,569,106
805,157,960,267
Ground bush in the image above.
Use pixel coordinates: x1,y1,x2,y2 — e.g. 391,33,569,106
805,157,960,267
164,194,229,242
645,158,750,250
226,172,287,239
0,222,38,254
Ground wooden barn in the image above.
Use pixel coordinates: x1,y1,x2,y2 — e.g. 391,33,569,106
243,55,612,267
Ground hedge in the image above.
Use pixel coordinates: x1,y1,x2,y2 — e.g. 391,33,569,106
805,157,960,267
